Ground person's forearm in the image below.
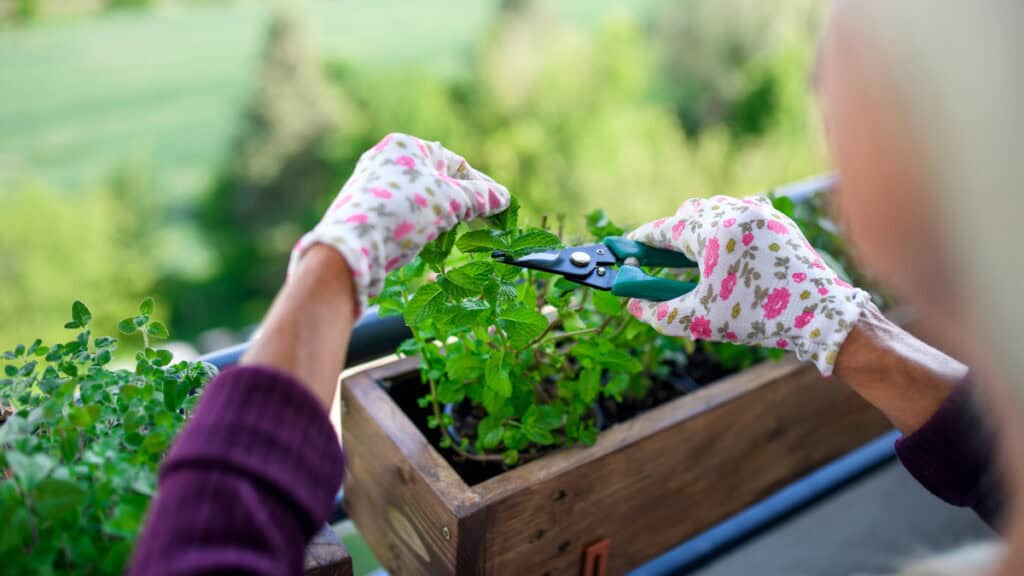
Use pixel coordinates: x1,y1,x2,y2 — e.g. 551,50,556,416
835,303,967,433
242,245,357,409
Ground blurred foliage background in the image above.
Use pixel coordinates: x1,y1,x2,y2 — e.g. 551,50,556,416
0,0,827,352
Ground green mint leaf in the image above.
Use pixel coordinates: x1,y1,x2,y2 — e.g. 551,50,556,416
485,351,512,399
534,405,563,430
525,427,555,445
446,354,485,382
403,283,446,326
447,300,491,328
4,365,16,377
446,261,494,291
488,196,519,231
147,322,170,340
436,379,466,404
592,290,623,315
497,304,548,348
71,301,92,328
63,322,80,330
768,193,796,219
133,316,148,328
502,449,519,466
585,209,624,238
455,229,507,253
508,229,561,257
503,428,527,451
420,226,459,265
139,297,155,316
478,416,504,450
579,425,599,446
117,319,137,335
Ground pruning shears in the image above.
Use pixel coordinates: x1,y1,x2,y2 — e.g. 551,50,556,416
492,236,699,302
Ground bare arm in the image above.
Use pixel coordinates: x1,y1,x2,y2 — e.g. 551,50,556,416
242,245,357,409
835,303,967,433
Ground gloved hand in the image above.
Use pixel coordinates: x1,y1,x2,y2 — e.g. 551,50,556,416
626,195,869,375
289,133,511,315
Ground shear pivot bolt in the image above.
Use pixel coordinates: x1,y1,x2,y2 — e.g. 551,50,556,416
596,267,606,276
570,251,591,267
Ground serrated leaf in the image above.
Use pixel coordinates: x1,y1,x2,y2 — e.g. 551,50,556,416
508,229,561,256
456,229,507,253
485,351,512,398
420,227,459,265
403,283,446,326
139,297,155,316
117,319,137,334
446,261,494,291
446,354,485,381
440,300,491,334
488,195,520,231
71,301,92,327
592,290,623,315
497,304,548,348
147,322,170,339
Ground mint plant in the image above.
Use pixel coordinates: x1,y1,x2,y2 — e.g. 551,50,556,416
0,299,215,574
376,191,853,467
376,201,699,466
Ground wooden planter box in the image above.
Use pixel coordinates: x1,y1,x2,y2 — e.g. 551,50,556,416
341,355,890,575
304,526,353,576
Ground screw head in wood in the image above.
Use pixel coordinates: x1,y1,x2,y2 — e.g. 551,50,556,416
442,526,451,541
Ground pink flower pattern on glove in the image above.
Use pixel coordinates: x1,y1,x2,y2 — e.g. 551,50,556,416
289,133,511,317
624,195,869,375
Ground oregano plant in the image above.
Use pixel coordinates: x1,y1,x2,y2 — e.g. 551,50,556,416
0,299,216,574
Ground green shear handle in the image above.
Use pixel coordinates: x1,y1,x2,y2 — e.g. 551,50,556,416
603,236,698,301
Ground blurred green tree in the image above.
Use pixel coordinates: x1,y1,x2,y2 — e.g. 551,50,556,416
0,176,156,347
172,7,348,337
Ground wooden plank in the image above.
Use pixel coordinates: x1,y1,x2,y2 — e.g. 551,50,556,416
475,359,890,575
341,364,485,575
303,525,354,576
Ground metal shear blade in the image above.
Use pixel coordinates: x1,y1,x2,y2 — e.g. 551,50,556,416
492,244,618,290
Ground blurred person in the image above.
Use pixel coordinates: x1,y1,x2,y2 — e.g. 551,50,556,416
129,2,1023,575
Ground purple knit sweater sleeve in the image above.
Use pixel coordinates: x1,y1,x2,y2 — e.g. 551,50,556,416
895,379,1003,529
129,365,345,575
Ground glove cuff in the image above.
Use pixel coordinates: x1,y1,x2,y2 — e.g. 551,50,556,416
792,287,871,376
287,225,379,320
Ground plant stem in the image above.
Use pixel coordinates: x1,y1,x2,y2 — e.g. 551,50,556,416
536,327,600,347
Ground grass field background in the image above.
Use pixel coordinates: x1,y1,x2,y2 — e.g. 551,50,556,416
0,0,670,203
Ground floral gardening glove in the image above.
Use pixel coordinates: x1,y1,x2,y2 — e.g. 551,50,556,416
626,195,869,375
289,133,511,316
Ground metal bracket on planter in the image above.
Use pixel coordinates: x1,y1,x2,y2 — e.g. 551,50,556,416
583,539,610,576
